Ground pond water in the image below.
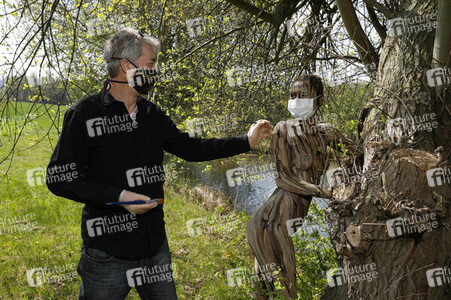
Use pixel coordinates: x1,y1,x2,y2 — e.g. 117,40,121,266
182,159,330,216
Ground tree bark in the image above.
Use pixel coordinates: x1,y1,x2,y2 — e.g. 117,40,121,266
322,0,451,299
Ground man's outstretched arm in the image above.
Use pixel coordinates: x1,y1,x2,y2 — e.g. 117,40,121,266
160,109,273,161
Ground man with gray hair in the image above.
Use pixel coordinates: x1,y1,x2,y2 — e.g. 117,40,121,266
46,28,273,299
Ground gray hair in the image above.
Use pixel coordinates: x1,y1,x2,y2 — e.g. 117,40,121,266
104,28,161,78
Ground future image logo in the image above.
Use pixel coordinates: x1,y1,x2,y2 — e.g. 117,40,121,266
293,113,338,133
327,268,346,287
86,19,122,38
387,18,405,36
186,15,235,38
86,218,105,237
157,63,180,83
126,168,146,187
27,163,79,187
226,264,278,287
322,62,377,87
46,163,79,184
387,14,437,37
286,15,329,37
27,268,45,287
426,67,451,87
126,165,170,187
0,213,38,236
226,163,277,188
126,268,146,287
186,215,238,237
285,216,327,238
378,113,438,144
26,167,45,187
327,264,378,287
323,164,379,188
86,118,105,137
0,115,38,135
186,114,237,138
226,67,246,87
126,264,174,287
225,64,279,88
126,68,158,88
286,217,305,237
324,168,345,188
86,115,137,137
86,214,138,237
386,213,439,238
226,167,245,187
186,218,206,237
186,17,205,38
426,167,450,187
26,264,77,287
226,268,247,287
186,118,204,137
386,117,408,143
426,267,451,287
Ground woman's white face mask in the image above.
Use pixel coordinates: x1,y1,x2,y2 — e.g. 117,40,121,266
287,98,315,119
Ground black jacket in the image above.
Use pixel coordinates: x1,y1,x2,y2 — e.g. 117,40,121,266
46,88,250,259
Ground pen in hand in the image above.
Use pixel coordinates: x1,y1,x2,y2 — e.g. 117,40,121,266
238,120,276,126
106,198,165,205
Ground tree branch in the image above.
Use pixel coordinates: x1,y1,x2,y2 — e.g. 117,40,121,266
273,23,288,63
361,0,393,19
433,0,451,68
336,0,379,77
366,3,386,41
272,0,302,25
224,0,277,25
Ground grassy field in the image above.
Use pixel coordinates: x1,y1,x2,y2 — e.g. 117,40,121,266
0,101,262,299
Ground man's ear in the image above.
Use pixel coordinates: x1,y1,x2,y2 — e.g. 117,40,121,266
119,59,134,75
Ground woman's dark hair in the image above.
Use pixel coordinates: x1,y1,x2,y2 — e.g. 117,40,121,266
293,74,324,97
292,74,324,110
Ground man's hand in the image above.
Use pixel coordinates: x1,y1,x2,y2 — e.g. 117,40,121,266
247,120,273,148
119,190,157,214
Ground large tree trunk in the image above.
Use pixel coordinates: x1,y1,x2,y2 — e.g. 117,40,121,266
321,1,451,299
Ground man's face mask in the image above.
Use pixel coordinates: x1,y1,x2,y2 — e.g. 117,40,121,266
126,60,159,95
287,98,315,119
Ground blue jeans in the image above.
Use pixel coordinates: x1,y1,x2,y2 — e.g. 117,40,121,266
77,240,177,300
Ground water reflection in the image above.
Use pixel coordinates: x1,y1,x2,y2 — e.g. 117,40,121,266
181,160,330,216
